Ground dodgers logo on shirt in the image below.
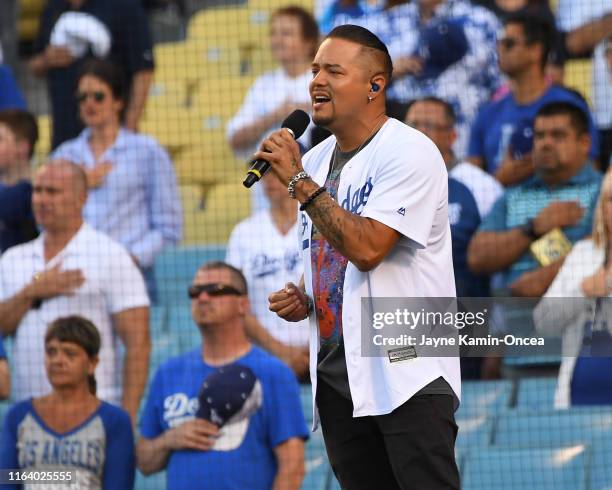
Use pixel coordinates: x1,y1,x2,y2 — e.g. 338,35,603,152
251,251,300,278
163,393,199,427
340,178,373,215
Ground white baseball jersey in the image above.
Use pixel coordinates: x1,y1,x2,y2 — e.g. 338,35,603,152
227,210,309,347
0,223,149,403
300,118,461,427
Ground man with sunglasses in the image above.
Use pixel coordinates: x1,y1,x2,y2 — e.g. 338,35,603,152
138,261,308,490
468,13,600,186
29,0,154,149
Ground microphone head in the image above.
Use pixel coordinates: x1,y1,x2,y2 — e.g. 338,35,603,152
281,110,310,140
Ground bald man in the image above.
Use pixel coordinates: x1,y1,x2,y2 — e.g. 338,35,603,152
0,161,150,422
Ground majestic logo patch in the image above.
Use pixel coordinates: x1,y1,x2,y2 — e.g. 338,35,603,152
387,346,417,363
397,207,406,216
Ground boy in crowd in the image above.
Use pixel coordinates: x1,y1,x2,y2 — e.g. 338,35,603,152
0,110,39,253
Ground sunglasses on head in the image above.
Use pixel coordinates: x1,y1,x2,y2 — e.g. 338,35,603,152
76,91,106,103
188,283,244,299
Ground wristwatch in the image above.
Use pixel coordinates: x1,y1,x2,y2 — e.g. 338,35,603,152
519,218,539,240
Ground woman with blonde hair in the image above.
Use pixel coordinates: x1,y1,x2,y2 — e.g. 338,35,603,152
0,316,135,489
534,170,612,408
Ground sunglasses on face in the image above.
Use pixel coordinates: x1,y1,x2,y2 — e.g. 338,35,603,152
76,91,106,104
188,283,245,299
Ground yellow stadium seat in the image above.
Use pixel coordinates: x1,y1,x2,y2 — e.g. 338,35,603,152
154,40,247,87
35,114,51,165
193,77,255,121
20,0,45,16
187,7,270,46
180,184,205,215
564,59,592,105
173,143,244,186
183,182,251,245
19,0,45,42
154,42,202,87
140,108,204,156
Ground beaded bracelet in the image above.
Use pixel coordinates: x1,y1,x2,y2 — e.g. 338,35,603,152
299,187,326,211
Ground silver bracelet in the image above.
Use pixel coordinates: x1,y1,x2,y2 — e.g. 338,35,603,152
287,171,310,199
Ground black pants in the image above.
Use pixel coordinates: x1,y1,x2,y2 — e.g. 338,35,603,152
316,378,460,490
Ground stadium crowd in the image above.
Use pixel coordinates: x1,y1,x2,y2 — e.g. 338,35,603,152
0,0,610,488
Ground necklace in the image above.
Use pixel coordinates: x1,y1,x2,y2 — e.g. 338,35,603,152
330,114,388,177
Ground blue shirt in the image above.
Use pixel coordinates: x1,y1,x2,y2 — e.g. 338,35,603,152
0,65,26,111
0,399,134,489
479,162,602,288
0,336,5,359
318,0,386,37
449,177,489,297
468,85,600,174
386,0,502,156
35,0,154,148
140,347,309,490
52,128,182,267
0,181,37,254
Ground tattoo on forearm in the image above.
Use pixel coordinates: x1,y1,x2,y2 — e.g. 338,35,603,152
307,193,363,254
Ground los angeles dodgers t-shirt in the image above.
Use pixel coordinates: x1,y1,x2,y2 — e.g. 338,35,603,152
0,400,134,490
140,346,309,490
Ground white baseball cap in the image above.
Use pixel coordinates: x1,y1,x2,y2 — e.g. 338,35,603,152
50,12,111,58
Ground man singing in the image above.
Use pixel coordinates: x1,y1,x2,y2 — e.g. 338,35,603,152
264,25,461,490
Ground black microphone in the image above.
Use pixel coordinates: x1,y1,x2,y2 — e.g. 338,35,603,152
243,109,311,188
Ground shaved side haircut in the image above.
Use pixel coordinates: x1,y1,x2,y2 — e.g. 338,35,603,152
326,24,393,83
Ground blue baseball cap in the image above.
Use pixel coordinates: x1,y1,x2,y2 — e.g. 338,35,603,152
510,119,534,160
196,364,263,451
415,19,469,80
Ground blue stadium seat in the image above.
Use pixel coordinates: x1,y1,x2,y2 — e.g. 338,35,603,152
135,469,167,490
155,246,226,306
494,408,612,448
302,430,332,490
456,380,513,417
456,414,494,450
515,377,558,411
167,306,201,354
589,437,612,490
300,384,313,425
503,354,562,369
150,306,167,338
149,333,181,380
462,445,588,490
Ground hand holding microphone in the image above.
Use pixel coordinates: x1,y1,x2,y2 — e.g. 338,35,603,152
243,109,311,188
